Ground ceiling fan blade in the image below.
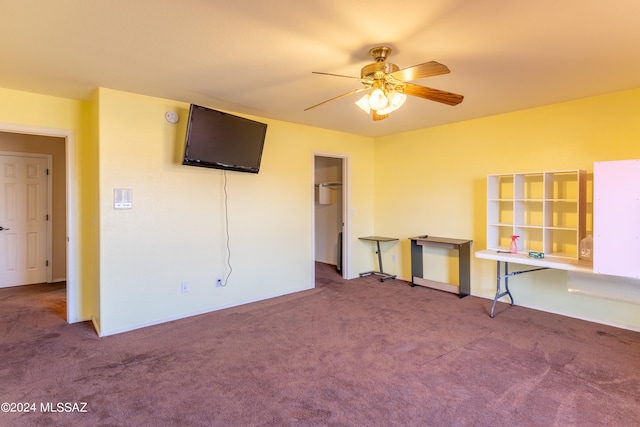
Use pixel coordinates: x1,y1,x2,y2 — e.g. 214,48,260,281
304,88,369,111
402,83,464,106
372,111,389,121
390,61,450,82
311,71,362,80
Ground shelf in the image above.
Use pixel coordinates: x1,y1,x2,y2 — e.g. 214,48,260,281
487,175,514,199
547,172,581,200
517,173,544,199
486,170,586,259
518,227,544,253
516,200,544,227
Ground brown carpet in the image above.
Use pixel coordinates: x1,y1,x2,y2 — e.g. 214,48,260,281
1,263,639,426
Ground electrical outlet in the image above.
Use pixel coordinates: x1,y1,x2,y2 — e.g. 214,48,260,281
392,254,397,263
216,277,223,288
181,282,189,294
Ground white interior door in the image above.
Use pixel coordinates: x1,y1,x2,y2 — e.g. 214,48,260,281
0,154,49,287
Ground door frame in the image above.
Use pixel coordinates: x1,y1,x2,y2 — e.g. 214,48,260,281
312,151,350,280
0,122,78,323
0,151,53,284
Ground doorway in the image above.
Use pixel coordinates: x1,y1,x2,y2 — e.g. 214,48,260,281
0,125,78,323
314,154,348,279
0,152,51,287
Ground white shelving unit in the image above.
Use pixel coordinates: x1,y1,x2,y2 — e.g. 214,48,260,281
487,170,586,259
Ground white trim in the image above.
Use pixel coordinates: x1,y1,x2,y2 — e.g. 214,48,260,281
311,155,316,287
474,292,640,333
0,123,79,323
97,287,317,337
312,151,350,280
46,154,53,283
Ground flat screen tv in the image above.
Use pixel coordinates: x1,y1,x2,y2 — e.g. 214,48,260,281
182,104,267,173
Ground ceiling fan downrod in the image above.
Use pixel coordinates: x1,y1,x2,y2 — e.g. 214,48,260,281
369,46,392,62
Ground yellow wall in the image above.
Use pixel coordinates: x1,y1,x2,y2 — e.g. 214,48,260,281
3,84,640,334
95,88,374,335
0,87,97,322
374,88,640,329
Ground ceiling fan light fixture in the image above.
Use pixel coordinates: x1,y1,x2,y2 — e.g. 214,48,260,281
355,94,371,113
387,91,407,112
376,105,393,115
368,88,388,110
306,45,463,122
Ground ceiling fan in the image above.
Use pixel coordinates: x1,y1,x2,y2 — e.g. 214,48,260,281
305,46,464,121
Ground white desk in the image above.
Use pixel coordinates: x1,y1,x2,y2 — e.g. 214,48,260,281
475,250,593,272
475,250,593,317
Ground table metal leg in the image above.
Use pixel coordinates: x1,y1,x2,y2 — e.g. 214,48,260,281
490,261,548,318
458,242,471,297
359,239,397,282
490,261,513,318
375,241,384,275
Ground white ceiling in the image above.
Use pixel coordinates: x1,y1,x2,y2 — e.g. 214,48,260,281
2,0,640,137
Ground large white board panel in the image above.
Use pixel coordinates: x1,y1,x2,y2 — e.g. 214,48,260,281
594,159,640,278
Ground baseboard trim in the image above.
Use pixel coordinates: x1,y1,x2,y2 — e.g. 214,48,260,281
474,292,640,333
97,286,316,337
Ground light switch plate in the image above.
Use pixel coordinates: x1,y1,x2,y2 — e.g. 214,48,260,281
114,188,132,209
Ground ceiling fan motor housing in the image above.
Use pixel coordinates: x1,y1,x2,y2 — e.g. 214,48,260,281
361,62,399,79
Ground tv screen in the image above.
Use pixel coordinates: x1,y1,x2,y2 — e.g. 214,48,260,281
182,104,267,173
